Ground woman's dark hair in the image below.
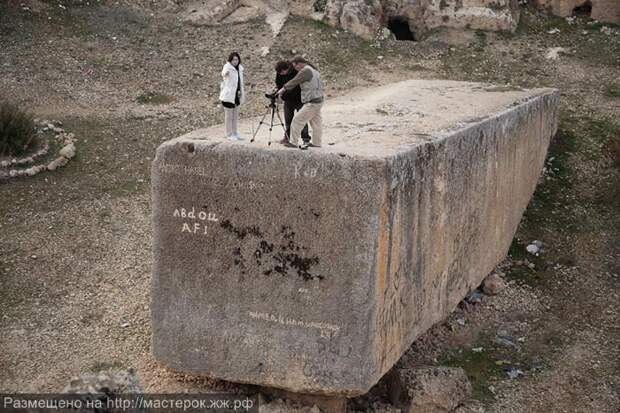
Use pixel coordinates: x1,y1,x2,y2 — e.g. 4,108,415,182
275,60,291,72
228,52,241,66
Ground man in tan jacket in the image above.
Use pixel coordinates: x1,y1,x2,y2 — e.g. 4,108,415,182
277,56,324,150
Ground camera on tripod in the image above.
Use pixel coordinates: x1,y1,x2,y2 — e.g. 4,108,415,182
264,91,278,107
251,90,286,144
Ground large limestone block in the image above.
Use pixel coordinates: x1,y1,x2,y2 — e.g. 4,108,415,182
151,80,559,396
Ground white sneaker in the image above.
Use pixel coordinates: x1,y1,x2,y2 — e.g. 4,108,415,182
299,141,310,150
227,135,239,141
234,133,243,140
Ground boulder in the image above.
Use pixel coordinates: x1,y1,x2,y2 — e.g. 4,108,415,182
482,273,506,295
386,366,473,413
151,79,559,396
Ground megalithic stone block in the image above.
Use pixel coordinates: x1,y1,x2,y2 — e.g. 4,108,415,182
151,80,559,396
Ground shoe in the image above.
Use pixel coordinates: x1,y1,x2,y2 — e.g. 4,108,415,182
278,137,289,145
309,143,321,148
299,141,310,150
282,141,297,148
234,133,243,140
227,135,239,141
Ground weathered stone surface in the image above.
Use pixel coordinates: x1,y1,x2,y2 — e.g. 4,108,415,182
535,0,620,24
423,0,520,33
324,0,384,39
151,79,559,396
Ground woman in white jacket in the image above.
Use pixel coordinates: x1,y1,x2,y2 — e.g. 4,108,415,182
219,52,245,140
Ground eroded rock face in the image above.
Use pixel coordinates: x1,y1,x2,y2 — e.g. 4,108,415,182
151,79,559,396
535,0,620,23
423,0,520,33
178,0,521,38
324,0,384,39
322,0,520,40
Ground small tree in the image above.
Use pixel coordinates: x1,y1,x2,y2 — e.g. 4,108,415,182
0,102,36,157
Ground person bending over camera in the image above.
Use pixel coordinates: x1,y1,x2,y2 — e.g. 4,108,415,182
274,60,310,146
277,56,323,150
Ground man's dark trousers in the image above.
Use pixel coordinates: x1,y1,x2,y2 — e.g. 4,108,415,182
284,101,310,142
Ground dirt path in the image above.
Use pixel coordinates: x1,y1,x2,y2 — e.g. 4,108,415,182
1,3,618,412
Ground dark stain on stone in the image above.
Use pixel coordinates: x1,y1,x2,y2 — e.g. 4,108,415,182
232,247,247,274
259,240,274,253
272,250,322,281
227,224,321,281
281,225,295,240
220,219,263,239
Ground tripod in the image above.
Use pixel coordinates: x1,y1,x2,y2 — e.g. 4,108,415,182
251,97,287,145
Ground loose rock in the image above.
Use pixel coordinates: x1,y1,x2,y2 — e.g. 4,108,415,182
482,273,506,295
387,366,472,413
59,143,76,159
64,369,142,394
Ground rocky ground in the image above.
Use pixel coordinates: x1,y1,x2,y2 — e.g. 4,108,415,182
0,1,619,412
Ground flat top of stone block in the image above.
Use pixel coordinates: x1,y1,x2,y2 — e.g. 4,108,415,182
166,79,556,158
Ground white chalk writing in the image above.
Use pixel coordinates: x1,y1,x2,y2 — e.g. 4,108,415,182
248,311,340,334
173,207,218,235
172,207,218,222
158,163,209,177
181,222,209,235
293,164,318,179
157,163,265,189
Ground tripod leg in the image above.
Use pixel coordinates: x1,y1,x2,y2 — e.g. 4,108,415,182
275,108,288,140
267,106,278,146
251,108,271,142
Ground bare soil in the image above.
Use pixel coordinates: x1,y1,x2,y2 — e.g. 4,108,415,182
1,2,618,412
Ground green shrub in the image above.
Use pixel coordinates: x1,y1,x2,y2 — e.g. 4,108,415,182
0,102,36,157
605,83,620,99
